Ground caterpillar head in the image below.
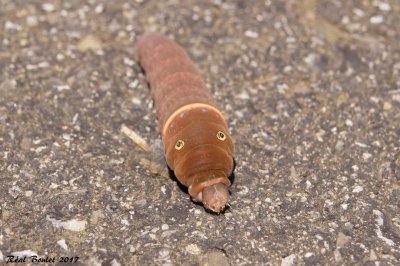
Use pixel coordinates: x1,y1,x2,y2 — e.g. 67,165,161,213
193,183,230,213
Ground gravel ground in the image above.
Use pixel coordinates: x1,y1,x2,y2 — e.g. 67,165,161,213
1,0,399,265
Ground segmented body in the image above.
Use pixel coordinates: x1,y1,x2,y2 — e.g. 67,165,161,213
136,33,234,212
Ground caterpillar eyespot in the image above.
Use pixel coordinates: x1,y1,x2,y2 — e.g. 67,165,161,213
136,33,235,213
217,131,226,141
175,140,184,150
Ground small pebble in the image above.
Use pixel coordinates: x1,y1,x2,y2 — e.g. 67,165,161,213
57,239,69,251
42,3,55,12
370,15,384,24
244,30,259,38
185,244,201,255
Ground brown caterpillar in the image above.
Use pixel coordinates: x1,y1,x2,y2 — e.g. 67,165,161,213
136,33,234,212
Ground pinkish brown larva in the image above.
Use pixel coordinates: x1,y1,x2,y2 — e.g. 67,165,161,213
136,33,234,212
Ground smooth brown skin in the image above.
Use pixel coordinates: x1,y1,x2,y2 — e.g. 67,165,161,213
136,33,234,212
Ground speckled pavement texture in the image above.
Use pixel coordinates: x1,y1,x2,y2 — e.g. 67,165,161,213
1,0,399,265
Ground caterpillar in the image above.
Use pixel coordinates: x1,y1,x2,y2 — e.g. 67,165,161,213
136,33,234,213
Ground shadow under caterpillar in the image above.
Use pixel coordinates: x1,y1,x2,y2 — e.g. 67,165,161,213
136,33,235,213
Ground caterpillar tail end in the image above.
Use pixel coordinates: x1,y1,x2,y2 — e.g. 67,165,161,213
200,183,230,213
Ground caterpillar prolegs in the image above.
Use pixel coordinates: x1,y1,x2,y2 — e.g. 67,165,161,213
136,33,234,212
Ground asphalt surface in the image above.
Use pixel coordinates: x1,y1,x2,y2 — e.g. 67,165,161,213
1,0,399,265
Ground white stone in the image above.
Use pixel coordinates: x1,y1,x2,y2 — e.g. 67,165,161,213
373,210,395,246
47,216,87,232
352,186,363,193
161,224,169,230
281,254,296,266
110,259,121,266
185,244,201,255
42,3,55,12
304,252,314,258
370,15,384,24
362,152,372,160
244,30,259,38
57,239,69,251
345,119,353,127
95,4,104,14
376,2,391,11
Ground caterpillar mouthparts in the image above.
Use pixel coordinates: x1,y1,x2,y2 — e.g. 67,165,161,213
199,183,230,213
